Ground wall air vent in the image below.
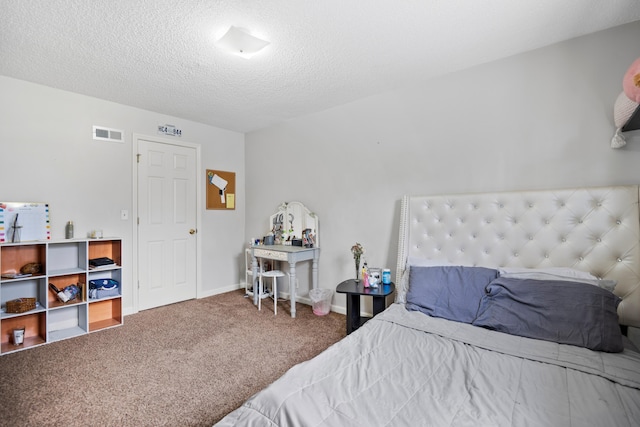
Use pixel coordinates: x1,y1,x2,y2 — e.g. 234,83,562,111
93,126,125,143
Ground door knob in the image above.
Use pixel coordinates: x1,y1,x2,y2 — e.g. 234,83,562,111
189,229,197,235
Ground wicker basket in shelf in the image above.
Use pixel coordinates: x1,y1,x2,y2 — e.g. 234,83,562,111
6,297,36,313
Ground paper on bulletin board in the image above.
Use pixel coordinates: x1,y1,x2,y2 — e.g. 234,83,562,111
226,194,235,209
206,169,236,210
0,202,51,243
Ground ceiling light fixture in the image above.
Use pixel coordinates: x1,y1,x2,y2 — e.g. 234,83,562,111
215,26,270,59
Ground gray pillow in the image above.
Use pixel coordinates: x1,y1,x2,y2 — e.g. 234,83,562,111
406,266,498,324
472,277,623,352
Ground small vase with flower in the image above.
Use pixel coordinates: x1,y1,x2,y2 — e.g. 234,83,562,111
351,242,364,282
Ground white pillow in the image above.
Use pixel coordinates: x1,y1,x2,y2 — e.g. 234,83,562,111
407,257,456,267
498,267,597,280
498,267,616,292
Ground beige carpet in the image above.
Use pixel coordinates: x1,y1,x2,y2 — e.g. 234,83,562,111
0,290,346,426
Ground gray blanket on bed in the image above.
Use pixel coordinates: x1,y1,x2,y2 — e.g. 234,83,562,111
215,303,640,426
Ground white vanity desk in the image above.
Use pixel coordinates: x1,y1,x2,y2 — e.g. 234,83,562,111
251,201,320,318
251,246,320,318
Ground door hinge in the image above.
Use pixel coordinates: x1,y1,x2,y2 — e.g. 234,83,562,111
136,153,141,163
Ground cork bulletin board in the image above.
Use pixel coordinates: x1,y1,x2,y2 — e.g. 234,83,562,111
206,170,236,210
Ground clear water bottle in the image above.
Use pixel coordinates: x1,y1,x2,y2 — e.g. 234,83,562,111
65,221,74,239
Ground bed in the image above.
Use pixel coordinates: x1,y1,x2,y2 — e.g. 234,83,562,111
216,185,640,426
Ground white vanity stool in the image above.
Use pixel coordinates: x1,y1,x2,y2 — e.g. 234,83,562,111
259,270,288,315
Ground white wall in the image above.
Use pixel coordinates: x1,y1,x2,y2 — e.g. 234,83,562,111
245,21,640,313
3,21,639,318
0,77,245,314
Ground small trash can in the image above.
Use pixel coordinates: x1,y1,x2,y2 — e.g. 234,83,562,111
309,288,333,316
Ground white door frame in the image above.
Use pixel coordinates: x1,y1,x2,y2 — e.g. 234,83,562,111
131,133,202,313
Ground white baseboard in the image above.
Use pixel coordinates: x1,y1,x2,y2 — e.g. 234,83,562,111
276,289,346,316
198,283,243,299
125,284,348,317
199,283,347,316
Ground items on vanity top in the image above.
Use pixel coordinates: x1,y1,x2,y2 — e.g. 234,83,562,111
254,236,305,246
260,201,319,248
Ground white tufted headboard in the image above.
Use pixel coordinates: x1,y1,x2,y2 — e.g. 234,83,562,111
396,185,640,328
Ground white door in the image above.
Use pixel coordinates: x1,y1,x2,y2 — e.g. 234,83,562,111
137,138,198,310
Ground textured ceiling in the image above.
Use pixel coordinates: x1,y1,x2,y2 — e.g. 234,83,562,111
2,1,640,133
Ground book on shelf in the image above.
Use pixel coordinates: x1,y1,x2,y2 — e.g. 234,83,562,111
89,257,116,268
1,272,33,279
89,264,116,270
